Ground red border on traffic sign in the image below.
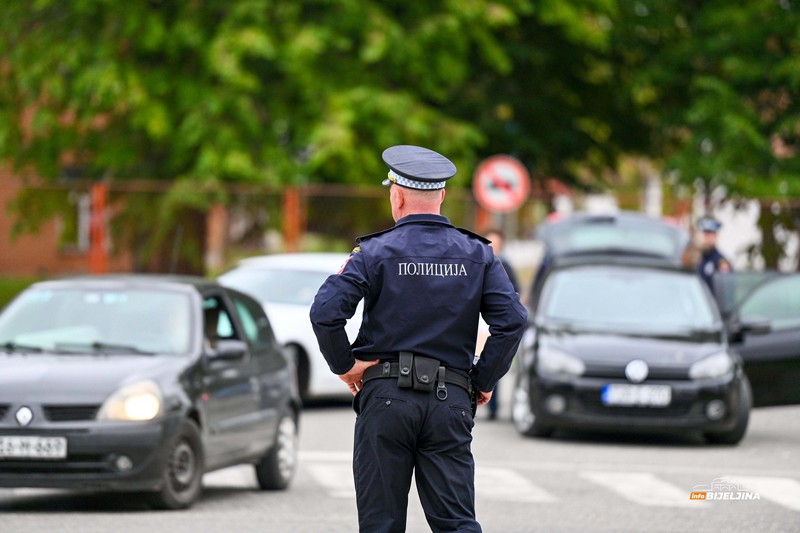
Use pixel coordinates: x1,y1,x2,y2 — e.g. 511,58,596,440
472,155,530,213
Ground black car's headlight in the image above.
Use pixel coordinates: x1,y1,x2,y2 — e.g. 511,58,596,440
689,352,734,381
97,380,163,421
536,348,585,377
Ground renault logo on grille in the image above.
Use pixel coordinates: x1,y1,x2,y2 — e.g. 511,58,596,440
15,406,33,427
625,360,649,383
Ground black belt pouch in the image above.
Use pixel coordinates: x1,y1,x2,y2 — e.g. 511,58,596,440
413,355,439,392
398,352,440,392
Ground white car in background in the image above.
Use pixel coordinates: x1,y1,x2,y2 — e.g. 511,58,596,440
218,253,361,401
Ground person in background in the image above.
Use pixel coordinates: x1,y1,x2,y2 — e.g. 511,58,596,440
481,228,520,421
697,216,732,292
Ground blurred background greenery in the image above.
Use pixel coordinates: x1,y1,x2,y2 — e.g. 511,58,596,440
1,0,799,276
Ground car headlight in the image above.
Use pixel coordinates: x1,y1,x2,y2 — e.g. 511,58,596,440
689,352,734,381
536,348,585,377
97,380,162,421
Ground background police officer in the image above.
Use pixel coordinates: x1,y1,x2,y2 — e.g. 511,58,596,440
310,145,528,533
697,216,732,291
481,227,520,421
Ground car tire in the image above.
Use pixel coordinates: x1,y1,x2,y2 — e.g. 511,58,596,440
146,419,204,510
286,344,310,402
705,376,752,446
255,411,298,490
511,377,554,438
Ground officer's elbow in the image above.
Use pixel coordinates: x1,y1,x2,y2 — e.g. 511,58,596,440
512,305,528,331
309,302,324,328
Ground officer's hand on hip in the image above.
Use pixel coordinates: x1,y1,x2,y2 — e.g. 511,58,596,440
475,390,493,406
339,359,380,395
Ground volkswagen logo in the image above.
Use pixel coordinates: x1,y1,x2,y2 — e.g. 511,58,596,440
625,360,649,383
15,406,33,427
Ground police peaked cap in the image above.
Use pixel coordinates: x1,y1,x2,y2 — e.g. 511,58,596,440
698,217,722,233
381,145,456,190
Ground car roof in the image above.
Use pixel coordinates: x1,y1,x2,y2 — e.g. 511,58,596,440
231,252,350,272
549,254,692,273
28,274,219,294
537,211,689,264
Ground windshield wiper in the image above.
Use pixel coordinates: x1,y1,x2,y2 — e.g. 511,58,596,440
0,341,44,353
54,341,156,355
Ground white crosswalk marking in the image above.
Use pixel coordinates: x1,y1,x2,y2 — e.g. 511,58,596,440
199,457,800,513
725,476,800,511
306,464,355,498
476,467,557,502
203,464,257,489
303,462,556,503
580,471,696,507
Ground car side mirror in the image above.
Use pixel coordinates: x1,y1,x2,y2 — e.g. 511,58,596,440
728,317,771,343
207,339,248,362
740,318,772,336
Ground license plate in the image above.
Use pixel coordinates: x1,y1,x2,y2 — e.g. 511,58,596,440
601,384,671,407
0,436,68,460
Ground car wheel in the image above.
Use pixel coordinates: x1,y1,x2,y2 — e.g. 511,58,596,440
146,419,204,510
255,411,298,490
705,376,752,446
286,344,310,401
511,376,554,438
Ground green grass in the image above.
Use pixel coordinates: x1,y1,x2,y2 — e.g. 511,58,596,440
0,277,38,309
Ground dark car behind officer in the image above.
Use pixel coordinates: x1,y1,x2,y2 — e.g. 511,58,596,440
310,145,528,533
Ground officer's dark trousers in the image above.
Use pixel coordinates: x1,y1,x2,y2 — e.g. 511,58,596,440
353,378,481,533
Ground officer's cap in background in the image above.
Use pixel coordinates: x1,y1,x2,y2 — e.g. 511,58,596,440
698,217,722,233
381,145,456,190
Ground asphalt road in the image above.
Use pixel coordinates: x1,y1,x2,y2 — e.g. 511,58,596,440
1,387,799,533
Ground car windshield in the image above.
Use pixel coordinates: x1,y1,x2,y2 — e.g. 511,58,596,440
0,287,192,355
220,268,331,305
540,266,717,334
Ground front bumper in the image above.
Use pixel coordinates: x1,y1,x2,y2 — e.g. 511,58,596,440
530,372,744,433
0,413,183,491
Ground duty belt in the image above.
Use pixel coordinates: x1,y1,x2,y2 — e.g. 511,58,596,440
362,360,473,400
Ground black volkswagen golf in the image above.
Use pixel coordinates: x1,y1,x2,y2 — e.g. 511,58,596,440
0,276,301,508
512,212,758,444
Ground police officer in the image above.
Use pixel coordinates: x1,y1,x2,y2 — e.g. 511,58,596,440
310,145,527,533
481,227,519,421
697,216,732,291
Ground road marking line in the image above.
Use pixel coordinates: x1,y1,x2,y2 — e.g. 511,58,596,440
476,467,557,502
580,471,696,507
306,464,355,498
9,488,68,497
305,463,556,502
725,476,800,511
299,450,352,462
203,464,257,488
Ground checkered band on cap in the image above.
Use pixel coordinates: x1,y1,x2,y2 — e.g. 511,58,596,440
385,170,447,190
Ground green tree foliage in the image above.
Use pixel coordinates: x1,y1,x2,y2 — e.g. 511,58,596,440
3,1,800,272
613,0,800,198
0,1,530,187
450,0,651,188
0,0,534,271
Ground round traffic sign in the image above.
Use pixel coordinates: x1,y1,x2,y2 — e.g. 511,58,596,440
472,155,530,213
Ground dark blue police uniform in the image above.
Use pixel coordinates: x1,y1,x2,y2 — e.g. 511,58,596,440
310,145,527,533
699,247,731,290
696,217,731,291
